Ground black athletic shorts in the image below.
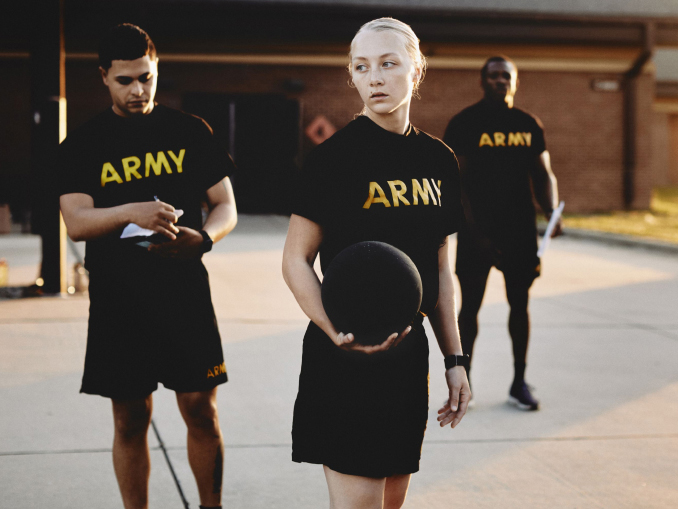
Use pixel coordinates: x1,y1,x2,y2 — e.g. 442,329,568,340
292,317,429,478
81,258,227,400
455,228,540,283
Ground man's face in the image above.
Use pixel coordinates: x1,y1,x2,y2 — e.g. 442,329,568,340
482,60,518,104
101,55,158,117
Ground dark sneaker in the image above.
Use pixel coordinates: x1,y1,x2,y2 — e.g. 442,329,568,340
508,381,540,411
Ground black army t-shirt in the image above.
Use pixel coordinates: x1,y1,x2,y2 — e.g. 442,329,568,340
443,100,545,247
59,104,234,276
293,115,463,316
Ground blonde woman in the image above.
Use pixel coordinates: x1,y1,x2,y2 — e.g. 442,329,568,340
282,18,471,509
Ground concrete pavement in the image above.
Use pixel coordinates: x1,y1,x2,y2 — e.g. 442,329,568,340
1,215,677,508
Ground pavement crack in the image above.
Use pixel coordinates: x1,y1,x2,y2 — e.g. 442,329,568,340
0,317,87,325
0,447,116,456
479,322,674,329
3,433,676,457
423,433,678,445
0,317,308,325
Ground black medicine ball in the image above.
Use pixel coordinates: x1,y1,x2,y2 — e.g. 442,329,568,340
321,241,423,346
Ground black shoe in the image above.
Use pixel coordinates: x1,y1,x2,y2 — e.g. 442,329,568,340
508,381,539,411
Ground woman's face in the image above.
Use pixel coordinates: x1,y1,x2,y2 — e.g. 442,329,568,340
350,30,419,118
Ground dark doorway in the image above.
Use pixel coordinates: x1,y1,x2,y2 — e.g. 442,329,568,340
182,93,300,214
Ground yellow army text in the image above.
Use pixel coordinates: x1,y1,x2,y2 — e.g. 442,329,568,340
207,362,227,378
100,149,186,187
478,132,532,147
363,178,442,209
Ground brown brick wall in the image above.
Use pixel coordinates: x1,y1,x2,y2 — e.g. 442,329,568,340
412,69,627,213
153,64,632,213
0,58,661,215
668,115,678,185
651,111,671,188
632,74,655,210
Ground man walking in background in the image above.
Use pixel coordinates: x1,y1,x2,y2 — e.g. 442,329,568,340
443,56,562,411
59,24,237,508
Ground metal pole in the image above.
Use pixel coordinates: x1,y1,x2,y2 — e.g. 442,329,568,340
622,22,654,210
30,0,67,294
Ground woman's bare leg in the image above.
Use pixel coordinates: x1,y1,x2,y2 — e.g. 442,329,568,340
324,466,386,509
323,466,412,509
383,474,411,509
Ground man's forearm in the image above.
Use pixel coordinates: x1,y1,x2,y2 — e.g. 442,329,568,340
61,195,179,242
533,176,557,215
532,151,559,215
62,202,132,242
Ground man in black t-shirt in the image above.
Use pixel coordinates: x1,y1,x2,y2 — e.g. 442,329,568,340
443,56,562,411
59,25,236,509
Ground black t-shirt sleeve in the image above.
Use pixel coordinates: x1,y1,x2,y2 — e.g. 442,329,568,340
291,147,331,226
191,119,236,192
58,135,96,197
531,115,547,154
442,113,469,157
440,145,464,237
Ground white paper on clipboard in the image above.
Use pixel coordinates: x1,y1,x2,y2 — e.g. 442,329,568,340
537,201,564,257
120,209,184,239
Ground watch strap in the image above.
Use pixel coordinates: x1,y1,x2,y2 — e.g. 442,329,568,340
444,354,470,370
199,230,213,253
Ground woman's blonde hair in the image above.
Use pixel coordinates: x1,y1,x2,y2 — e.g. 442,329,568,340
348,17,428,97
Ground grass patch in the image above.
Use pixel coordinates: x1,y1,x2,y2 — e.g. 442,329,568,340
561,187,678,244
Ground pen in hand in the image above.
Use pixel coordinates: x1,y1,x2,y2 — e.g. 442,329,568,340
154,195,180,229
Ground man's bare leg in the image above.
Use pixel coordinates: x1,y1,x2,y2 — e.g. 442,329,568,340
176,388,223,507
112,396,153,509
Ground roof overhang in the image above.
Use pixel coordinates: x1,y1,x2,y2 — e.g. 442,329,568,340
2,1,678,53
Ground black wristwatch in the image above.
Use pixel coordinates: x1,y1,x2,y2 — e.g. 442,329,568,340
199,230,213,254
444,354,470,370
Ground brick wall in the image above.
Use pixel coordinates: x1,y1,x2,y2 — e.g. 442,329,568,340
669,115,678,185
0,58,660,216
651,111,671,188
412,69,628,213
632,73,656,210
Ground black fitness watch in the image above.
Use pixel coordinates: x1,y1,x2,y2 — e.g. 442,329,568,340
444,354,470,370
199,230,213,254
